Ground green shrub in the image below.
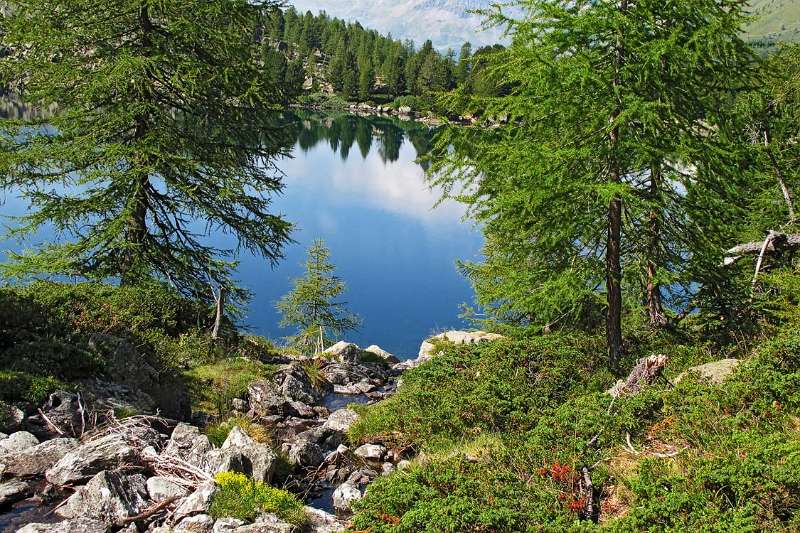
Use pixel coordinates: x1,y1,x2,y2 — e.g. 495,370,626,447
391,95,433,113
209,471,307,525
0,371,69,404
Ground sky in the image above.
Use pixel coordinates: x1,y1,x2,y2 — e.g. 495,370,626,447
287,0,504,51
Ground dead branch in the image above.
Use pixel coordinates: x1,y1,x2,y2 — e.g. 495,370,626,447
122,496,179,525
723,231,800,266
580,465,599,522
37,408,65,436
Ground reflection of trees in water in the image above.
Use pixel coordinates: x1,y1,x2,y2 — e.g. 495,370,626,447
288,111,434,165
1,101,435,166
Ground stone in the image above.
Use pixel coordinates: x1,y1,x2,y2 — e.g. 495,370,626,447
303,506,348,533
0,430,39,454
17,518,110,533
172,480,217,523
232,513,298,533
248,364,331,417
0,479,32,506
207,426,277,483
87,334,191,420
57,471,149,525
231,398,247,412
24,391,84,440
147,476,191,503
364,345,400,364
676,359,741,385
381,462,395,475
3,437,79,477
395,331,505,371
0,403,25,433
322,342,363,364
332,481,362,513
397,105,412,114
284,439,324,468
397,459,412,471
322,409,359,434
212,517,246,532
163,423,214,469
353,444,386,463
175,514,215,532
46,424,159,486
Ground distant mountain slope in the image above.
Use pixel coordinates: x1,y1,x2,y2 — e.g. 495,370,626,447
288,0,800,49
745,0,800,43
289,0,503,50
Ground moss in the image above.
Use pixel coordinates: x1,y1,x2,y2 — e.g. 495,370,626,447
205,416,272,448
185,358,276,417
209,472,307,525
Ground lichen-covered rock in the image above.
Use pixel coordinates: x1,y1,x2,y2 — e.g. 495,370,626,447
56,471,148,525
364,345,400,364
248,364,331,417
174,513,215,532
46,425,159,486
0,431,39,454
332,481,362,513
353,444,386,463
0,403,25,434
205,426,277,483
24,391,84,440
0,479,32,506
397,331,506,370
17,518,110,533
2,437,79,477
212,517,246,532
232,513,298,533
676,358,741,385
163,423,213,469
283,438,324,468
322,409,359,434
322,341,363,364
147,476,191,503
304,506,348,533
172,480,217,523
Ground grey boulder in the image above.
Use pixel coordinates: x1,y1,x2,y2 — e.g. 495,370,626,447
172,480,217,523
147,475,191,503
0,431,38,454
56,471,149,525
0,479,32,506
2,438,79,477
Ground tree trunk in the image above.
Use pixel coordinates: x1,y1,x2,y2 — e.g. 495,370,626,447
646,162,667,328
211,286,225,340
606,0,627,368
764,124,796,223
121,5,155,284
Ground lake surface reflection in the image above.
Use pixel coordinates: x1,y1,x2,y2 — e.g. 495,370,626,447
0,111,483,358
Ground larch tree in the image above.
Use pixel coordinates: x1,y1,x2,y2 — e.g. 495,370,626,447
0,0,294,301
430,0,754,366
276,240,361,355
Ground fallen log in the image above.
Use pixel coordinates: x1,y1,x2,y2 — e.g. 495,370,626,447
723,231,800,266
607,354,669,398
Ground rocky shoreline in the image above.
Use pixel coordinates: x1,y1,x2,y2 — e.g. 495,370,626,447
0,332,502,532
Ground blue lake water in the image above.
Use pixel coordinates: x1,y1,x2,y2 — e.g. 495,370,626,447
1,113,483,358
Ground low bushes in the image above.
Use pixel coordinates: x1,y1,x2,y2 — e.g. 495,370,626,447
185,358,276,418
209,471,307,525
0,370,69,404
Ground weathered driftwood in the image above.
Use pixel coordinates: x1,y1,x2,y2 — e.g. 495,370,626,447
607,354,669,398
723,231,800,266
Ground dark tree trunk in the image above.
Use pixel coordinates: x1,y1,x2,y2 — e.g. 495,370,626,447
606,0,627,368
646,162,668,328
120,5,155,284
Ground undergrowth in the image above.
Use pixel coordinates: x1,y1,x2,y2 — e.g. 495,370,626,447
209,471,307,525
348,311,800,531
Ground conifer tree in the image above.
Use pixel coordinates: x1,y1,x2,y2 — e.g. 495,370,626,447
430,0,754,365
0,0,293,301
277,240,361,354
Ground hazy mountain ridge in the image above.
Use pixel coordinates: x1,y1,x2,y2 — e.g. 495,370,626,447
289,0,799,49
